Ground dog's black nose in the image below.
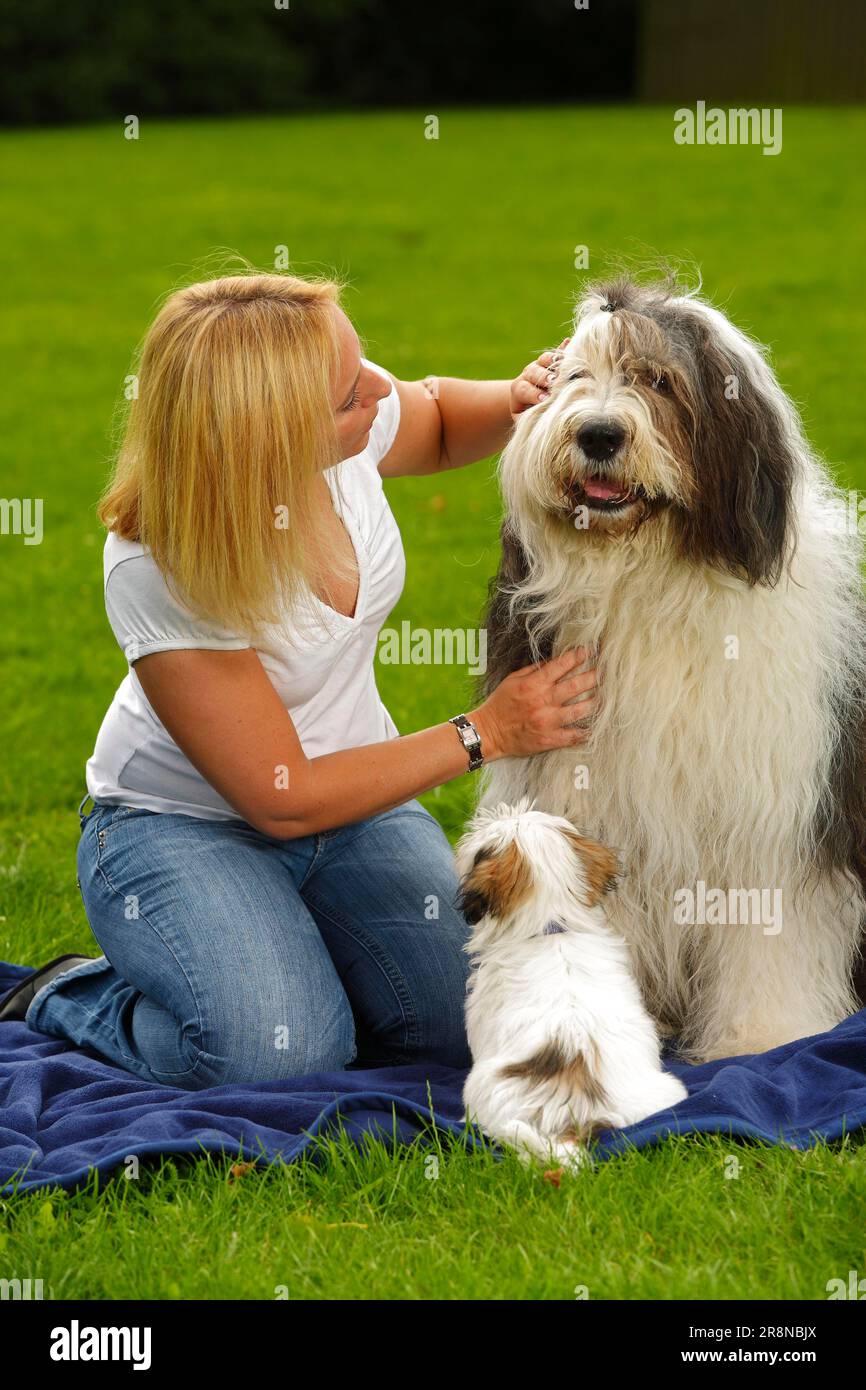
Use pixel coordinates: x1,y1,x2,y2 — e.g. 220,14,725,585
577,421,626,461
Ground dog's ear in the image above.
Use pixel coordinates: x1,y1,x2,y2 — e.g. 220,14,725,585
457,841,533,925
480,521,552,701
563,829,621,907
680,326,796,587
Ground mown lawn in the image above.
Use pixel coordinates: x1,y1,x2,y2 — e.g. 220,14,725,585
1,106,865,1299
4,1130,866,1302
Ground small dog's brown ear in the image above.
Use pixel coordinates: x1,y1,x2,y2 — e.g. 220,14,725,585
563,829,622,906
457,841,532,925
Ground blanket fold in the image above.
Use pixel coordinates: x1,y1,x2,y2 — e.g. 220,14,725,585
2,962,864,1193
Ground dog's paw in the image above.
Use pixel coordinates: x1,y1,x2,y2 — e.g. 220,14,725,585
493,1120,588,1171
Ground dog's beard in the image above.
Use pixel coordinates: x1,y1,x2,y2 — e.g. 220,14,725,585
545,435,676,541
561,453,656,533
504,391,690,543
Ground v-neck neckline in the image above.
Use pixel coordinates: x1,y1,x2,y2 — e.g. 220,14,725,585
310,465,367,627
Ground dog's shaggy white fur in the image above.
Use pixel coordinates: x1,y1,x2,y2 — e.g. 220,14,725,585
456,800,688,1168
479,277,866,1063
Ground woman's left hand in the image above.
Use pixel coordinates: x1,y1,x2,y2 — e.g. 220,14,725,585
509,339,571,419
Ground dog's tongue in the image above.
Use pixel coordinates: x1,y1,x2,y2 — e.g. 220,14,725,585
583,476,627,501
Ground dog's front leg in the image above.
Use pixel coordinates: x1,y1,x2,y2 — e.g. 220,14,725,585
683,875,862,1061
493,1119,586,1171
464,1062,586,1170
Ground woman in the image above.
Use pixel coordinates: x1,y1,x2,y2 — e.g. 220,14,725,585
3,272,597,1087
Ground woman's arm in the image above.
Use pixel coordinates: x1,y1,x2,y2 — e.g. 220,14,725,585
133,645,597,839
379,350,562,478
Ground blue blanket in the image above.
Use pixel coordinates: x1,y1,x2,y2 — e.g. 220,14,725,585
2,961,865,1193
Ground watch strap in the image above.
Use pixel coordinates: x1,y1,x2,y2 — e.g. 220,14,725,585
449,714,483,771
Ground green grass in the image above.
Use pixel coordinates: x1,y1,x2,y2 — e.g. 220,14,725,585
1,106,865,1299
4,1130,866,1302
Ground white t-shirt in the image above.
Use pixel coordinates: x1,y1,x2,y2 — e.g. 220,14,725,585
86,359,405,821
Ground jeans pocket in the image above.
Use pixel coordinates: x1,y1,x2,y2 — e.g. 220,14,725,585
91,810,142,897
92,805,153,870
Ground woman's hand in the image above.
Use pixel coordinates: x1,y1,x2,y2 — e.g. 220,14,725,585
509,339,571,419
470,647,599,760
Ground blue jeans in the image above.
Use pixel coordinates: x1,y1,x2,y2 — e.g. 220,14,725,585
27,795,473,1089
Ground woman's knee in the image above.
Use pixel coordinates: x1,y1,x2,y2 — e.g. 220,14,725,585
77,807,360,1084
413,995,472,1070
186,984,358,1086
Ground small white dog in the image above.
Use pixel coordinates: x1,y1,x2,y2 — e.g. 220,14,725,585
455,800,688,1169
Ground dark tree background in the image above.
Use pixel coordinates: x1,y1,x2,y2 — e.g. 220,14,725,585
0,0,638,125
2,0,862,127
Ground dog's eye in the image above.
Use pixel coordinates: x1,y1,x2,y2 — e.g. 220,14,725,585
650,372,670,393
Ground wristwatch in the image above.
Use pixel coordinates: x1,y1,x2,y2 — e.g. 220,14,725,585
449,714,483,772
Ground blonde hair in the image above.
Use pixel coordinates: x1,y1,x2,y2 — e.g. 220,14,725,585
99,270,354,637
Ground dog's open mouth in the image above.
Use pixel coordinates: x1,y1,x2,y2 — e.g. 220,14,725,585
566,475,648,512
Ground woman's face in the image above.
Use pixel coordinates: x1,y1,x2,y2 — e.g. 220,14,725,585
331,309,392,462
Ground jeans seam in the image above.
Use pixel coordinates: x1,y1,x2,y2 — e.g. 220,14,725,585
319,808,442,859
296,834,331,894
28,958,139,1069
87,840,205,1078
300,888,420,1058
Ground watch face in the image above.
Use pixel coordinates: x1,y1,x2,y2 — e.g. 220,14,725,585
452,717,481,763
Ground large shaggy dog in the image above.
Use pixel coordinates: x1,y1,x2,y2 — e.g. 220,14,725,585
480,276,866,1063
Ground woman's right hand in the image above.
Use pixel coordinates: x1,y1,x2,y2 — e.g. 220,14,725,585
470,647,599,760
